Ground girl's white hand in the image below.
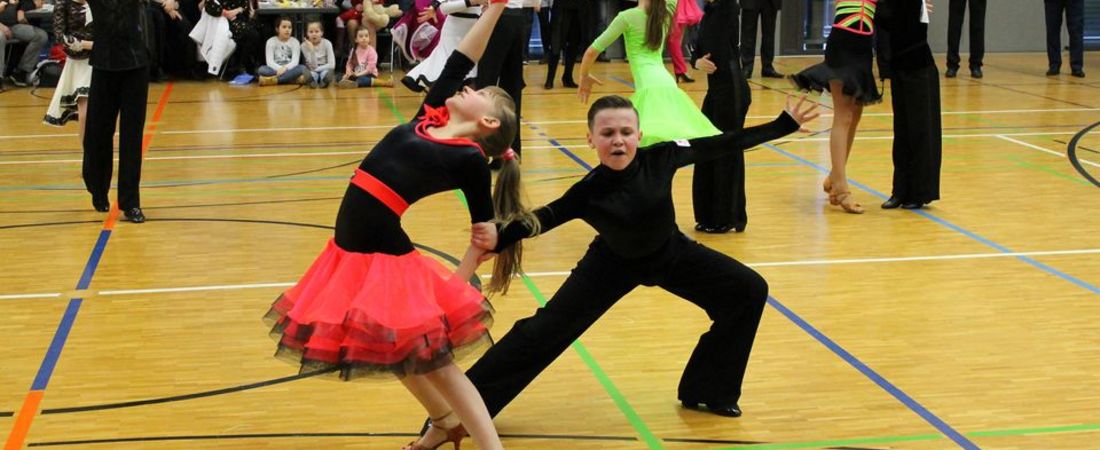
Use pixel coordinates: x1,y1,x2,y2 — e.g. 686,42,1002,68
577,73,602,103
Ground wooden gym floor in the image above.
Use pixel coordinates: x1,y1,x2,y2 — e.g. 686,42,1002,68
1,52,1098,449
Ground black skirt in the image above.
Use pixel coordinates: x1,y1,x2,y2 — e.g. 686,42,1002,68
789,29,882,105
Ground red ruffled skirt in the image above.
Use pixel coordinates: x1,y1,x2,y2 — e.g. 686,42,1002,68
264,239,493,380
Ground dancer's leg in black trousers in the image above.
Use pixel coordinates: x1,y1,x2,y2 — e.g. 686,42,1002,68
116,67,150,211
466,240,639,417
659,240,768,406
82,69,121,206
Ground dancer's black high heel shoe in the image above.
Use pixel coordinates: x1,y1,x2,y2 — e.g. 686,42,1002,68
675,73,695,83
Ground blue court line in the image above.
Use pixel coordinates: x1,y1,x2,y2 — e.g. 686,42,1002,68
767,295,980,449
524,122,593,170
30,299,83,391
76,230,112,290
532,119,978,448
609,75,635,89
765,143,1100,296
29,225,113,390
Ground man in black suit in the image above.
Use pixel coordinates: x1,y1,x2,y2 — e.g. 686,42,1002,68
740,0,782,78
83,0,152,222
945,0,985,78
1044,0,1085,78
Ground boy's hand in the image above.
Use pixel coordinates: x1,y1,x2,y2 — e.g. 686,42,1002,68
694,53,716,74
784,95,821,132
470,222,498,251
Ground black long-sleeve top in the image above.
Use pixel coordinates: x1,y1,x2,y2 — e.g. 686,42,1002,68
493,112,800,259
691,0,741,89
53,0,94,59
86,0,149,71
334,51,493,255
877,0,933,71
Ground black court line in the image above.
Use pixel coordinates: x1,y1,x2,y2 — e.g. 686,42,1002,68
0,197,342,214
1055,139,1100,154
1066,120,1100,187
0,220,103,230
266,159,362,178
968,78,1096,108
40,368,336,415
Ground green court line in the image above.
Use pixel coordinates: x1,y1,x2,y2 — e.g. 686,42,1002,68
519,274,665,450
1011,159,1093,186
967,422,1100,438
712,422,1100,449
716,433,942,449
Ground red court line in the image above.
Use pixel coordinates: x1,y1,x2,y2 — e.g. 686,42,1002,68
3,391,43,450
3,83,173,449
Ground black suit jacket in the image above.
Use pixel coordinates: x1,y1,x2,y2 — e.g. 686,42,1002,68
740,0,780,10
87,0,151,71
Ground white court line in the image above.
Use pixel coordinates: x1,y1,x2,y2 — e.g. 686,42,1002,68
2,107,1099,140
0,292,62,300
98,282,295,296
527,108,1100,125
996,135,1100,169
5,248,1097,299
0,131,1085,166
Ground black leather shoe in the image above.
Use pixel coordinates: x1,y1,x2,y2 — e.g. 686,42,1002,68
123,207,146,223
761,67,784,78
1072,70,1086,78
92,196,110,212
682,400,742,417
543,79,554,89
881,196,903,209
1046,68,1060,76
945,67,958,78
562,78,579,88
400,76,425,93
970,67,983,78
900,201,924,210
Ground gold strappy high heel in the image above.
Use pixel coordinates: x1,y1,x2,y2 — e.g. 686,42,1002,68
831,190,865,214
402,413,467,450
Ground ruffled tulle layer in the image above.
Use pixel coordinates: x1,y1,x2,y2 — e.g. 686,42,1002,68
264,239,493,380
789,29,882,106
633,85,720,147
788,62,883,106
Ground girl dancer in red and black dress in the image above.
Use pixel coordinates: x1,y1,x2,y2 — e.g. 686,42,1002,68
264,2,534,449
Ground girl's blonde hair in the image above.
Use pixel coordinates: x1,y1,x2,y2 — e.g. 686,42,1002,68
471,86,540,295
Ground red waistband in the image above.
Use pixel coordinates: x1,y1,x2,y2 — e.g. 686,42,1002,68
351,169,409,216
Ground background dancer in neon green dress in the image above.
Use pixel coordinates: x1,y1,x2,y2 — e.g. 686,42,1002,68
576,0,719,147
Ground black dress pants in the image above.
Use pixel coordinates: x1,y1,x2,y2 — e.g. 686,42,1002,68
739,4,778,73
890,63,942,205
946,0,985,70
692,80,752,231
546,3,583,85
83,66,150,210
1044,0,1084,73
466,235,768,416
476,9,527,156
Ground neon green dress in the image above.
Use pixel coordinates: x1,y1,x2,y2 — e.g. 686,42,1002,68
590,0,719,146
